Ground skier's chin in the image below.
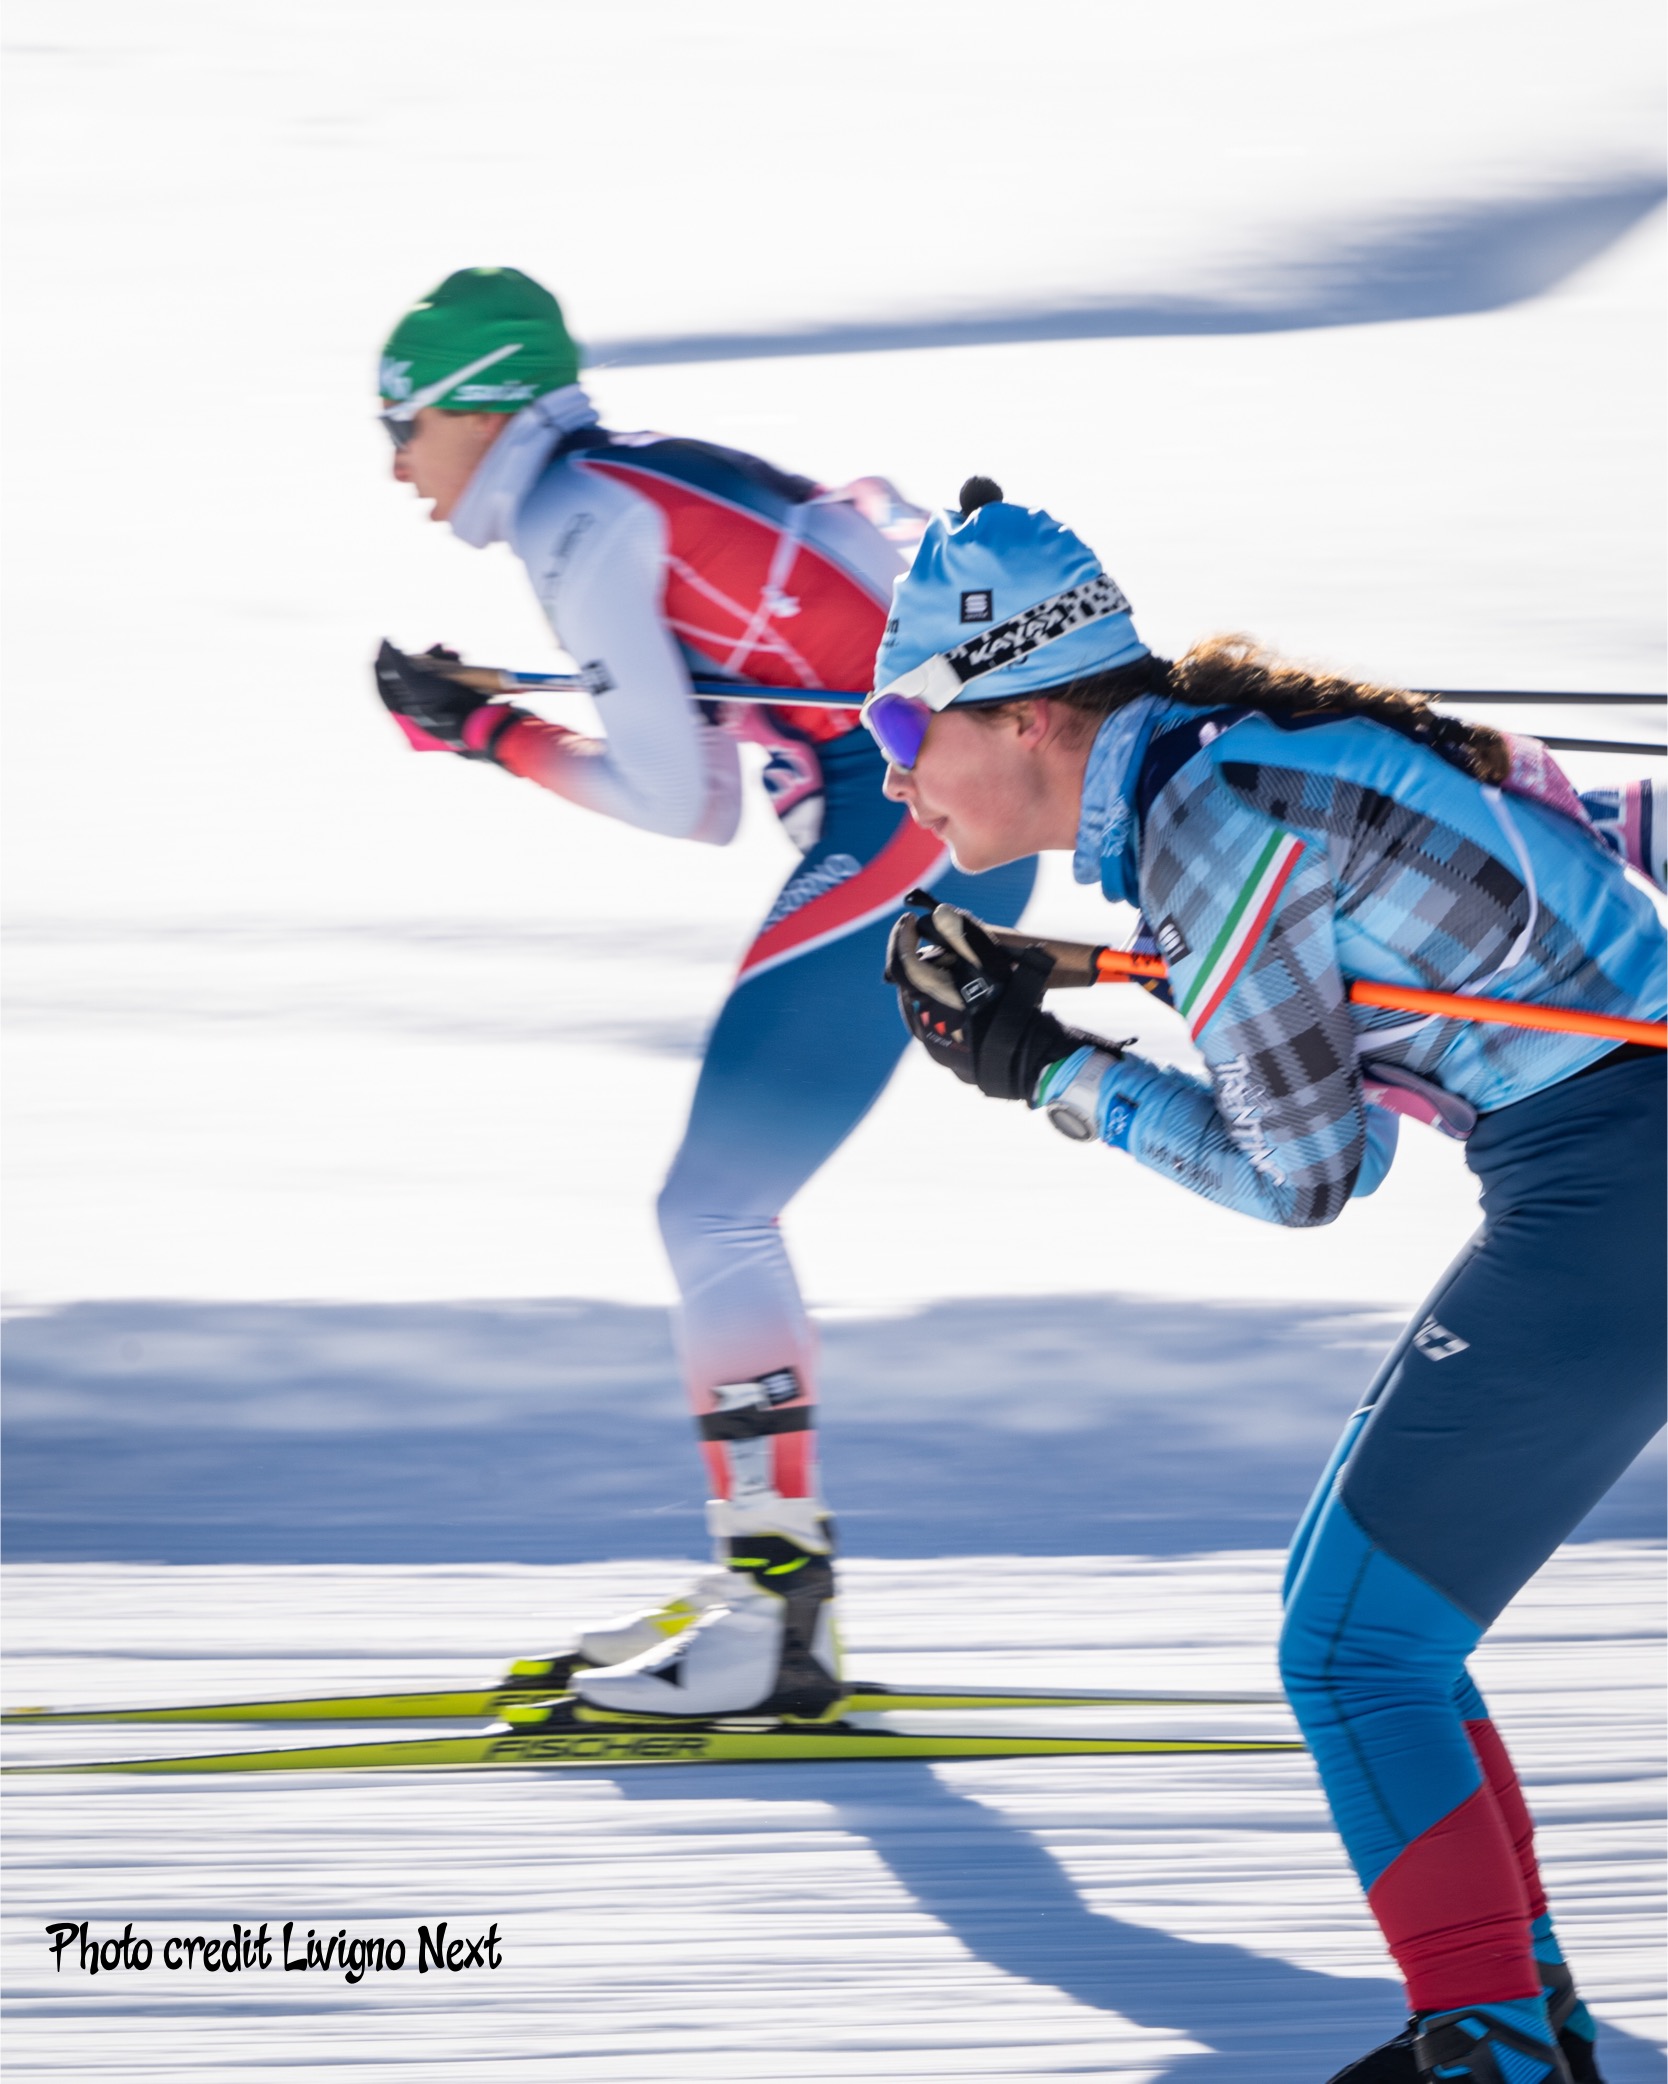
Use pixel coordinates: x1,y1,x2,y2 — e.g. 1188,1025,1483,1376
941,828,1015,876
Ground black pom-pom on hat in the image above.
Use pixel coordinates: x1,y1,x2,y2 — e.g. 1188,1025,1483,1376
957,475,1003,517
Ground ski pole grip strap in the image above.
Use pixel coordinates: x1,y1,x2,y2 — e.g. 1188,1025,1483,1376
983,926,1104,990
978,944,1059,1101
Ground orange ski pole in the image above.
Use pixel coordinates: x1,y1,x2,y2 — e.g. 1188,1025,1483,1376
986,931,1666,1049
1334,978,1664,1048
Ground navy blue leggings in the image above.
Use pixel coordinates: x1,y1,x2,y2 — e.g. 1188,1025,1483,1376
1280,1054,1665,2009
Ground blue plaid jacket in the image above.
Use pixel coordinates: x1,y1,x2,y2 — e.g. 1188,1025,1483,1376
1047,699,1667,1227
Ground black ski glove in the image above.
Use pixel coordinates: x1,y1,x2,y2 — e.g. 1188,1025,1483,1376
373,641,526,759
885,890,1094,1102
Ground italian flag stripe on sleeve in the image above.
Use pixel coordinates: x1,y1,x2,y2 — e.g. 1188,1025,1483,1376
1177,831,1306,1038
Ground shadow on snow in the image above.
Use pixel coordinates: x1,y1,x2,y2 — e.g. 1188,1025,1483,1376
600,1763,1665,2083
3,1295,1660,1563
587,180,1667,367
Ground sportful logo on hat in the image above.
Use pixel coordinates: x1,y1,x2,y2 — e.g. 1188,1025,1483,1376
946,571,1132,689
960,590,994,623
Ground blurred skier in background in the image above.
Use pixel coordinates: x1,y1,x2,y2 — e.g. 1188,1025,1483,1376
371,268,1034,1721
870,485,1664,2084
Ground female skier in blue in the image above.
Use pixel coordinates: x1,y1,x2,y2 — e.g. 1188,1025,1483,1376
868,483,1664,2084
370,268,1033,1719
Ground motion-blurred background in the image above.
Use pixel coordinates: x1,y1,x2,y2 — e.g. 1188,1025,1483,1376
4,0,1663,1557
5,13,1665,2081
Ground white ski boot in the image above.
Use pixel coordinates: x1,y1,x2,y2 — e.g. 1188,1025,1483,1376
573,1497,842,1721
572,1571,736,1669
497,1571,732,1696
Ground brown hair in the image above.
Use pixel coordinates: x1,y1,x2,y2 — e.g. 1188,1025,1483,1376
994,636,1511,784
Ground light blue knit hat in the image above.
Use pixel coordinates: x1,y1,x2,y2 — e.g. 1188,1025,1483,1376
872,481,1148,703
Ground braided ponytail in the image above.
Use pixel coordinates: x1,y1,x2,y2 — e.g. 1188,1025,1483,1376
1167,636,1510,783
1024,637,1511,785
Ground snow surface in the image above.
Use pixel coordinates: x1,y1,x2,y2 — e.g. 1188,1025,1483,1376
3,1,1665,2077
4,1549,1664,2080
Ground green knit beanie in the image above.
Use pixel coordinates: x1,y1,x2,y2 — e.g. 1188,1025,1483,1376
378,267,580,413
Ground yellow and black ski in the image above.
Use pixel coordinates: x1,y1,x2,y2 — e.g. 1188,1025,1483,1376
7,1714,1302,1778
2,1671,1280,1729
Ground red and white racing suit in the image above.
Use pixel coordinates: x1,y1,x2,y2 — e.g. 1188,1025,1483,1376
444,387,1036,1544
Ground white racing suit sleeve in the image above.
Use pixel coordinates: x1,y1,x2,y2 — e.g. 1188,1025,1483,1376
496,492,741,844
